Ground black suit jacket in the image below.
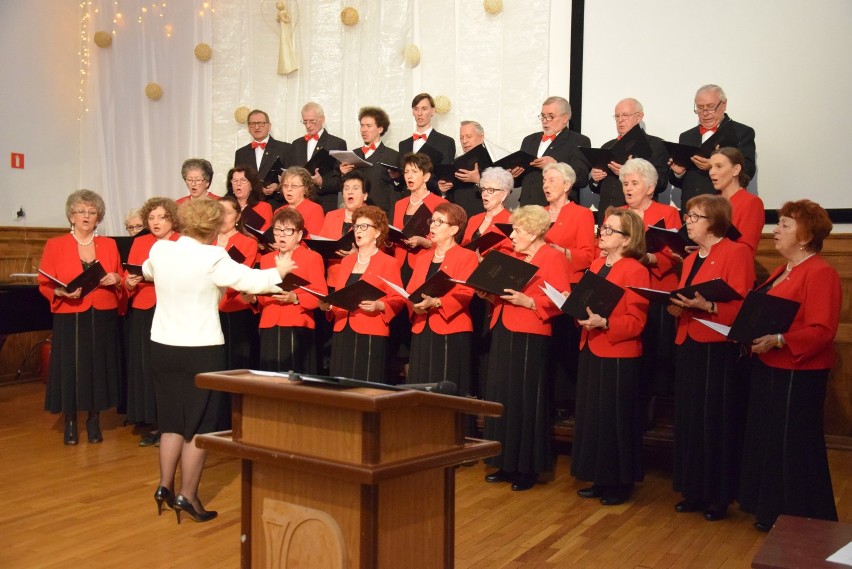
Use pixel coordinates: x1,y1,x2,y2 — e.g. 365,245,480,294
588,133,669,223
398,129,456,196
290,130,348,213
234,136,292,210
353,142,400,218
668,114,756,212
519,128,591,206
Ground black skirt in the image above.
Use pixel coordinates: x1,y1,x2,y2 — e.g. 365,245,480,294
571,346,643,486
548,314,580,406
640,302,677,396
738,360,837,523
483,321,552,475
45,308,122,414
125,307,157,424
219,309,259,370
258,326,316,374
407,322,472,394
673,338,748,505
150,342,228,441
329,324,388,382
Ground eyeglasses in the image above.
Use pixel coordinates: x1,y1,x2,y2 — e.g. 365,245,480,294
597,224,629,237
478,186,506,195
231,178,250,185
300,119,321,125
72,209,98,217
185,178,207,185
693,101,724,115
353,223,376,232
281,183,305,189
428,218,450,227
538,113,567,122
683,212,710,223
272,227,297,236
613,111,641,120
125,224,144,232
247,121,268,128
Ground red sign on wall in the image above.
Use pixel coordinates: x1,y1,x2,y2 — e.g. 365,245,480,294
11,153,24,169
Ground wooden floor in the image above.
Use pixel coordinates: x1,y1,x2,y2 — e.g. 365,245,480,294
1,381,850,569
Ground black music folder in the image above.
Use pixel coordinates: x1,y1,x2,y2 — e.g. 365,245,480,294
629,277,743,304
463,231,507,254
227,246,247,263
245,223,276,246
305,231,356,258
387,204,433,249
579,125,654,171
645,223,693,256
122,263,144,277
240,206,266,231
262,156,285,185
277,272,310,292
380,270,456,305
304,148,338,175
453,250,537,296
433,144,493,183
300,279,385,312
411,142,444,165
39,261,107,298
557,270,625,319
663,141,703,168
493,150,537,171
695,291,800,344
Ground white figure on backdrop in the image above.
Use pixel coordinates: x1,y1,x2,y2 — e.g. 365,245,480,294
276,1,299,75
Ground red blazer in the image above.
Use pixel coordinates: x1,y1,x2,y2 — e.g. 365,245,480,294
489,244,572,336
257,244,327,329
544,202,595,284
38,234,122,313
274,199,325,236
244,201,273,231
328,250,405,336
176,193,220,205
674,238,754,344
461,208,513,255
392,192,447,270
407,244,478,334
219,232,259,312
622,201,682,291
757,255,840,370
729,189,764,254
125,232,180,309
579,257,650,358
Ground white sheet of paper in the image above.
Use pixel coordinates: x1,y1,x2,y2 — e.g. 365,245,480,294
329,150,372,167
826,540,852,566
693,317,731,337
539,281,566,310
378,276,409,299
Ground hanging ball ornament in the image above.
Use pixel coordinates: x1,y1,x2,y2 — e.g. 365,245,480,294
403,44,421,67
234,106,251,124
434,96,452,115
483,0,504,15
145,83,163,101
194,43,213,62
94,31,112,48
340,7,359,26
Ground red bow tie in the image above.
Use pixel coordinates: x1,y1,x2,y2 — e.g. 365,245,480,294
251,141,266,149
412,133,428,141
304,134,319,141
362,144,376,153
699,125,718,135
541,134,556,142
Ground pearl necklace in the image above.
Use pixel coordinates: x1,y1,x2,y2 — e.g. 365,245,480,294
71,229,95,247
409,190,428,207
433,247,448,261
786,252,815,272
356,247,378,265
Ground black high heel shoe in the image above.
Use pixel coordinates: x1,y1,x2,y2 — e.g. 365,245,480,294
64,415,78,445
154,486,175,516
173,494,218,524
86,412,103,444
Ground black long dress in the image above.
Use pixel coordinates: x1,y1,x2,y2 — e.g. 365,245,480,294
329,273,388,382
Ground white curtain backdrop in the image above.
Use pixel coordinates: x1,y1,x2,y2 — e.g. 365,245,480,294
80,0,553,233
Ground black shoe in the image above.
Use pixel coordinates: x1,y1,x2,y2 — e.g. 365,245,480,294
754,520,773,532
64,415,78,446
484,469,513,483
86,413,103,444
577,485,604,499
510,474,537,492
703,506,728,521
139,432,160,447
154,486,175,516
600,485,632,506
674,498,705,513
173,495,218,524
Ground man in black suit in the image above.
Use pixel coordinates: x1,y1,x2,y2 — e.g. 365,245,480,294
233,109,292,210
588,98,670,223
338,106,400,218
435,120,487,217
398,93,456,197
514,96,590,206
290,102,348,214
668,84,757,212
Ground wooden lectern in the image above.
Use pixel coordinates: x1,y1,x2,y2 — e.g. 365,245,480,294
195,370,503,569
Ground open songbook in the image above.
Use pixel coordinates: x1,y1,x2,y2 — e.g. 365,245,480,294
305,231,356,258
629,278,743,304
449,250,537,296
579,124,654,170
693,291,800,343
39,261,107,298
329,150,373,168
387,204,433,250
540,270,625,319
433,144,493,183
299,279,385,312
379,270,456,305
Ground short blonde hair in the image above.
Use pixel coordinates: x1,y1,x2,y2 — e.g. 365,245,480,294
178,199,222,243
66,189,106,223
510,205,550,238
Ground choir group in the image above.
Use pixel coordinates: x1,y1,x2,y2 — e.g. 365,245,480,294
37,85,840,532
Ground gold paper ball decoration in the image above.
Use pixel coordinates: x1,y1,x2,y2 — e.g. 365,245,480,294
434,95,452,115
145,83,163,101
483,0,504,15
340,7,359,26
194,43,213,62
403,44,421,68
94,31,112,48
234,106,251,124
